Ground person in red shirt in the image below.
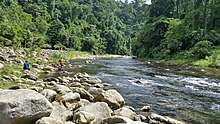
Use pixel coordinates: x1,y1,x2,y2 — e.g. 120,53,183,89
58,59,64,70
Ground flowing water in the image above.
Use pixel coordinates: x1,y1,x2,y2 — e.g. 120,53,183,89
66,57,220,124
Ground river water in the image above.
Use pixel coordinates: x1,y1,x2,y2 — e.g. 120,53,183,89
67,57,220,124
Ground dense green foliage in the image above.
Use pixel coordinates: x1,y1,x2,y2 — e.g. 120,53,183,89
0,0,148,55
133,0,220,67
1,0,220,67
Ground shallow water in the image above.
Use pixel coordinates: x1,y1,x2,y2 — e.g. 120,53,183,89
66,57,220,124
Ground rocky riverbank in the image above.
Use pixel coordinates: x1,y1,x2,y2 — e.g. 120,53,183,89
0,47,186,124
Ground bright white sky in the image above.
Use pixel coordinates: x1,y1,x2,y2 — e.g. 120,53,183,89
120,0,151,4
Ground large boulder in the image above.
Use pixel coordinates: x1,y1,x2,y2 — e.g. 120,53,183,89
74,102,111,124
98,116,147,124
114,107,140,121
148,113,186,124
50,102,73,122
62,92,81,110
0,89,53,124
95,89,125,110
35,117,63,124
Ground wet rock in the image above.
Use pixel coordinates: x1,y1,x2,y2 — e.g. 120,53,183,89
35,117,63,124
94,89,125,110
0,89,53,124
114,107,140,121
141,106,151,112
98,116,148,124
93,83,104,88
135,79,148,84
148,113,186,124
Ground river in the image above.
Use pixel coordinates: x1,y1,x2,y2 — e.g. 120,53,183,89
66,57,220,124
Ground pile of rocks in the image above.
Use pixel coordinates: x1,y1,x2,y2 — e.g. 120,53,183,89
0,72,186,124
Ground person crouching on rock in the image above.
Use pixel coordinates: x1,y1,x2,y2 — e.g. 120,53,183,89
23,60,30,70
58,59,64,71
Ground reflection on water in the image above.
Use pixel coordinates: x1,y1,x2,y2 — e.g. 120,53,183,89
63,57,220,123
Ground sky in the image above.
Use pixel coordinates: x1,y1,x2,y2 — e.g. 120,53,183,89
120,0,151,4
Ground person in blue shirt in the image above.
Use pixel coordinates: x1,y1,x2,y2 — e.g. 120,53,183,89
23,60,30,70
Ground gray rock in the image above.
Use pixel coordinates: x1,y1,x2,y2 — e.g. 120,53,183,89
0,55,7,61
141,106,151,112
29,86,44,92
43,77,59,82
65,122,75,124
73,111,95,124
40,89,57,101
148,113,186,124
0,89,53,124
75,102,111,124
114,107,140,121
9,84,28,90
93,83,104,88
86,77,102,84
71,87,94,101
35,117,63,124
32,64,40,68
50,102,73,122
77,99,90,108
3,75,11,80
21,74,38,81
138,115,147,122
98,116,148,124
62,92,81,110
95,89,125,110
88,87,105,98
135,79,148,84
42,66,55,72
54,84,72,95
0,63,4,69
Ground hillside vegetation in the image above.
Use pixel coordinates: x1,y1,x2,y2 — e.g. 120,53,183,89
1,0,220,67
